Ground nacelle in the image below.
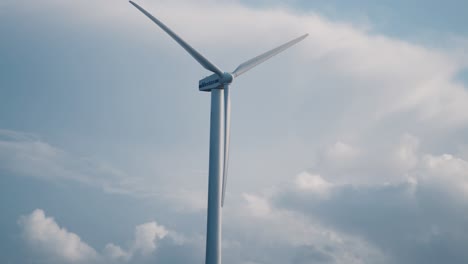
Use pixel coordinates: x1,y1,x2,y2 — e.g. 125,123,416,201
199,74,222,92
199,72,233,92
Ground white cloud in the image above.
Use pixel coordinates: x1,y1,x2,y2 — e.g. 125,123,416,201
420,153,468,198
324,141,360,162
131,221,168,256
242,193,272,217
225,191,387,264
271,137,468,264
18,209,171,264
104,243,130,261
294,172,332,197
18,209,98,263
392,134,420,171
103,221,169,261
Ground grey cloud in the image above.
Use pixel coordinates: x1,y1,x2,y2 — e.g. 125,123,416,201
0,129,142,196
292,245,335,264
219,192,387,264
0,129,210,212
274,150,468,264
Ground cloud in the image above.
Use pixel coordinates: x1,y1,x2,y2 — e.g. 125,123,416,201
420,153,468,199
294,172,332,197
273,135,468,264
146,0,468,129
18,209,171,264
324,141,360,163
0,129,211,213
222,192,387,264
18,209,98,263
242,193,272,217
101,0,468,195
103,221,169,262
44,144,463,264
0,129,146,196
131,222,168,256
103,243,130,261
10,0,467,131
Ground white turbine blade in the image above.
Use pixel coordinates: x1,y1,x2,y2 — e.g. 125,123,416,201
232,34,308,77
221,85,231,207
129,1,223,76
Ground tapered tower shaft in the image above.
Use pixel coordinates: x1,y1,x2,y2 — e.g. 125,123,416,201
205,88,224,264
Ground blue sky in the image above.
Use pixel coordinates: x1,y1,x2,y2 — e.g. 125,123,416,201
244,0,468,36
1,0,468,263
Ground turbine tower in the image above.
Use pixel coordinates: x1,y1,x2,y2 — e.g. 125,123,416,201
129,2,308,264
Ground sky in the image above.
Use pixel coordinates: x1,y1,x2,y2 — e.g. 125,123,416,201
1,0,468,263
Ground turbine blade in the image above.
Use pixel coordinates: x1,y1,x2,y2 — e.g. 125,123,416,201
232,34,308,77
129,1,223,76
221,85,231,207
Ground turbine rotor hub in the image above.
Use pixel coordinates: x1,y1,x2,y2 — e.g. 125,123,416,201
221,72,234,85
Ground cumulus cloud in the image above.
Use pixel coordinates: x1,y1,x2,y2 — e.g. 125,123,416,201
294,172,332,197
222,191,387,264
273,136,468,264
131,221,168,256
18,209,171,264
18,209,98,263
103,243,130,261
103,221,169,262
218,132,468,264
419,153,468,199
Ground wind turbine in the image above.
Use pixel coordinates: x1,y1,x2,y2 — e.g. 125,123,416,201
129,2,308,264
